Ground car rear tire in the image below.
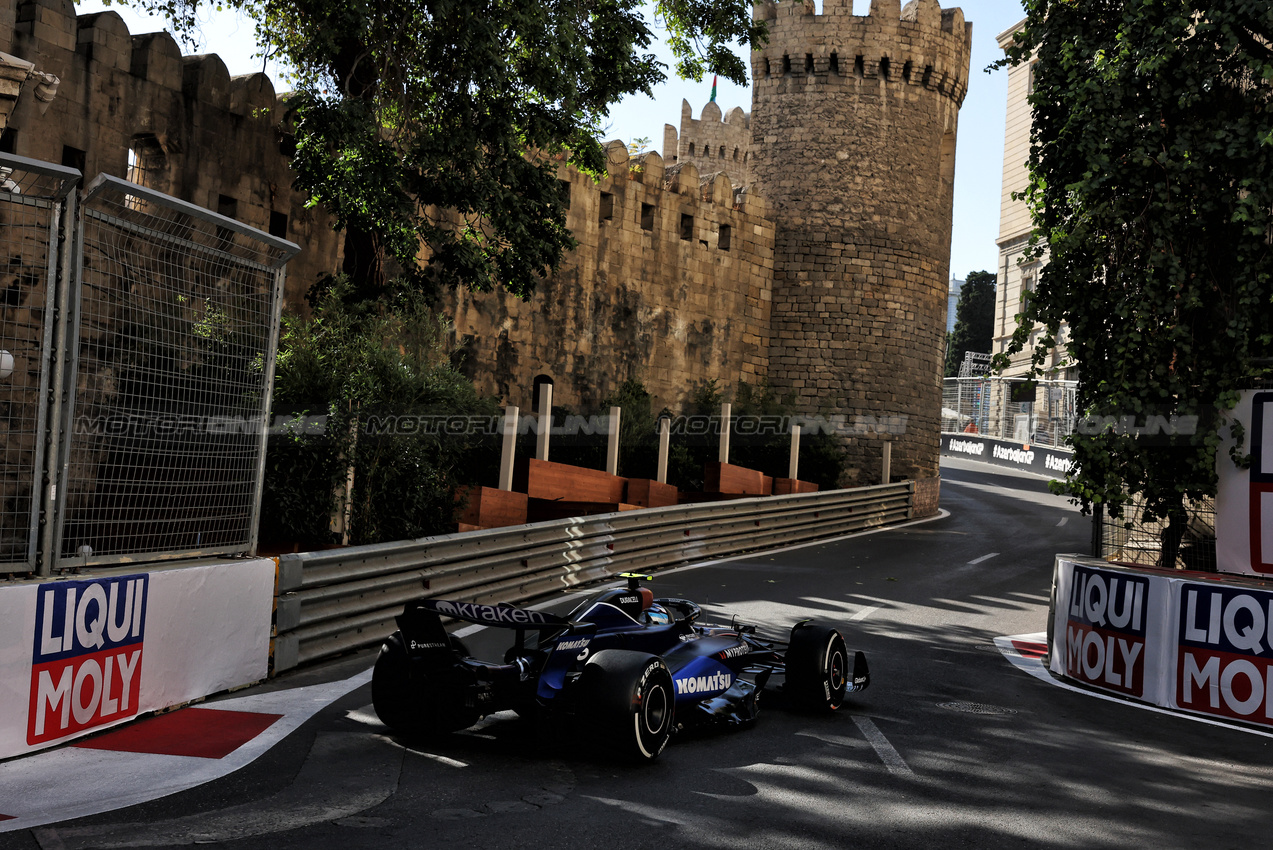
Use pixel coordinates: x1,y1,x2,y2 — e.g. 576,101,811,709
785,623,849,712
577,650,675,761
371,632,474,737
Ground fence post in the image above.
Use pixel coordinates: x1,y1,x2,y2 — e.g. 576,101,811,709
657,417,670,484
499,406,518,490
719,402,731,463
536,383,553,461
606,406,621,476
1091,502,1105,558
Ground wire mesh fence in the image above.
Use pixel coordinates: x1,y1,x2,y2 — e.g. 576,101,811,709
53,175,295,567
1096,496,1218,572
942,376,1079,448
0,156,78,572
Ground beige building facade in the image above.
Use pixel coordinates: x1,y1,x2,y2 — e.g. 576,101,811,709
993,19,1073,382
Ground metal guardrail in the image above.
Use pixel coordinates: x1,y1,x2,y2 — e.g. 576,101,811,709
272,481,915,672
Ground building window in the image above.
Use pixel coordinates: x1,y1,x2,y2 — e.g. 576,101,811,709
61,145,86,173
269,210,289,238
680,213,693,241
599,191,614,222
718,224,731,251
125,135,165,210
558,180,571,210
640,203,654,231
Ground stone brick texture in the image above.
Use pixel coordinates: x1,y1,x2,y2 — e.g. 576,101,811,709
749,0,971,484
2,0,971,491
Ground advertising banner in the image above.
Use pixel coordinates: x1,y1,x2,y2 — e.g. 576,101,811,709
1173,581,1273,727
0,559,274,759
1216,390,1273,576
941,434,1074,478
1050,557,1174,707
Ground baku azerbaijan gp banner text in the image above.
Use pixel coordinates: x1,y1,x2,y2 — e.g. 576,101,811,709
0,559,275,759
940,433,1074,478
1216,389,1273,576
1051,556,1273,729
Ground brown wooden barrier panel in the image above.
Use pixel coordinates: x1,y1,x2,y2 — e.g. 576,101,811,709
704,462,772,496
773,478,819,495
455,486,528,529
626,479,678,508
513,457,626,503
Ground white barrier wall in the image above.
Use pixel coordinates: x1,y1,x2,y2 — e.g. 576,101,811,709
1051,556,1273,729
0,559,275,759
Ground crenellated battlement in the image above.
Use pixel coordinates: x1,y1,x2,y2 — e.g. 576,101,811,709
751,0,972,106
2,0,335,303
661,99,751,189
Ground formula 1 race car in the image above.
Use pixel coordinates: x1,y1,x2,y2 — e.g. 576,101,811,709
372,574,870,760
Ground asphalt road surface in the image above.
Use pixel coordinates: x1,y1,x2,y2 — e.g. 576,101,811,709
10,458,1273,849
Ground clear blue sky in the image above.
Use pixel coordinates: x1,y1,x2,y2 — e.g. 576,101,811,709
78,0,1026,282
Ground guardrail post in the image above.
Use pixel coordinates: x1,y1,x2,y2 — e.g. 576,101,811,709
606,406,621,476
500,405,518,490
882,441,892,485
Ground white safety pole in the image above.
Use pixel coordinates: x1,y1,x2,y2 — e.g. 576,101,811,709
882,441,892,485
536,384,553,461
788,424,801,480
718,402,731,464
657,417,670,484
606,406,621,475
499,405,518,490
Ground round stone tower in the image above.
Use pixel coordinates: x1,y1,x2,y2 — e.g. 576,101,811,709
749,0,972,488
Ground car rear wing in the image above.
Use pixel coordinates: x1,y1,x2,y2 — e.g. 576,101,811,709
418,598,575,630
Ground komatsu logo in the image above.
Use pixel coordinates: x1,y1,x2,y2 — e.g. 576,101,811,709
430,600,551,625
675,671,732,695
556,638,590,652
29,575,148,745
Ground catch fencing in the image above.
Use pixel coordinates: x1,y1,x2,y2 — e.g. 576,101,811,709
942,376,1078,448
0,153,298,575
272,482,915,671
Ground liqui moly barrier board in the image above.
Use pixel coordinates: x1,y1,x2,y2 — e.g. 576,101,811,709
1050,558,1174,706
0,559,274,759
1216,390,1273,576
1051,556,1273,729
1174,581,1273,725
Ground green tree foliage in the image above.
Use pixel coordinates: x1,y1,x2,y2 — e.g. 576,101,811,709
262,280,500,547
999,3,1273,559
944,270,996,378
110,0,764,301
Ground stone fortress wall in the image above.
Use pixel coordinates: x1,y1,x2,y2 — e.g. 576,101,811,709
661,99,753,189
1,0,972,486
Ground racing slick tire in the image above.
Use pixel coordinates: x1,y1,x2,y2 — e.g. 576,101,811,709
785,623,849,712
577,650,675,762
371,633,474,737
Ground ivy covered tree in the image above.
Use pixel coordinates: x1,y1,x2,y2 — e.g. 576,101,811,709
111,0,765,300
944,269,995,378
999,2,1273,565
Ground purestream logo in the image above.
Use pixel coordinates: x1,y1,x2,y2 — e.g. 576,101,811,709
28,576,148,745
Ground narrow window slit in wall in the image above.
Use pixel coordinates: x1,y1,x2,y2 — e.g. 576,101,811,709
680,213,693,241
718,224,732,251
599,191,614,222
641,203,655,231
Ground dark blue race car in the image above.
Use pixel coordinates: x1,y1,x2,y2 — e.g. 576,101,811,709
372,574,870,760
